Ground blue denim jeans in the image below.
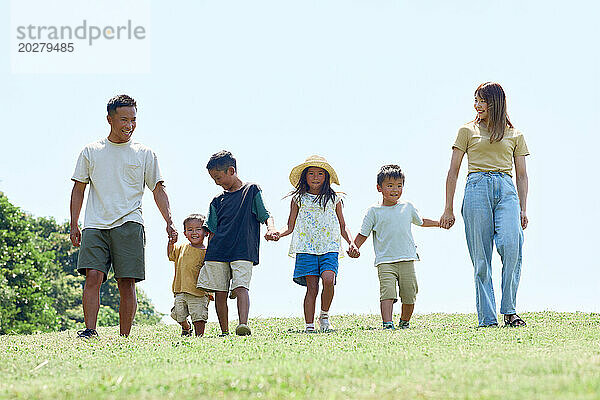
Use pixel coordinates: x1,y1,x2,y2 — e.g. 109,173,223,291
461,172,523,326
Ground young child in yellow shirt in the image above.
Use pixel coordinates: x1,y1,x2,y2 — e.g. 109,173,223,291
168,214,213,336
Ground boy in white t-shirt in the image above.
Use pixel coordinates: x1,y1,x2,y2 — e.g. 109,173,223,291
348,165,439,330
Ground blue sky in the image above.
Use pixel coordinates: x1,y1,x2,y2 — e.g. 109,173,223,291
1,0,599,323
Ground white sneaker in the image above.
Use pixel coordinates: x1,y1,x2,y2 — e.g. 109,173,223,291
318,315,331,331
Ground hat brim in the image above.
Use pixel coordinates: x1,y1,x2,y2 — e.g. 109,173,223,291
289,161,339,187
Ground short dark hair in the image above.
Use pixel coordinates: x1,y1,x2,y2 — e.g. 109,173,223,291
183,213,206,230
377,164,405,186
107,94,137,116
206,150,236,172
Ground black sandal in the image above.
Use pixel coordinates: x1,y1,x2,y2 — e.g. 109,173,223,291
504,314,526,327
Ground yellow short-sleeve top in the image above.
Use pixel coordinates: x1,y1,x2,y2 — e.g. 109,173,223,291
453,122,530,177
169,243,210,298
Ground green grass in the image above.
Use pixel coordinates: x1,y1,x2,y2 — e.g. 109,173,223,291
1,312,599,399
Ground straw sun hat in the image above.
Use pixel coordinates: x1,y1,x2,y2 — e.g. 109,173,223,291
289,155,340,187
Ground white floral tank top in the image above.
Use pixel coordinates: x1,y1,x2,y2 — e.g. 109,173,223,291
289,193,342,257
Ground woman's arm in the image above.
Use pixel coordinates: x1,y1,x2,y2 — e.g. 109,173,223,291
440,148,465,229
276,199,299,238
514,155,528,229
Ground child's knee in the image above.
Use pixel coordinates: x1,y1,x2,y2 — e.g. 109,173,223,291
306,282,319,295
321,272,335,287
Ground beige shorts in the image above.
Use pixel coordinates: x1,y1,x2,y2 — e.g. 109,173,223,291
377,261,418,304
196,260,253,292
170,293,209,323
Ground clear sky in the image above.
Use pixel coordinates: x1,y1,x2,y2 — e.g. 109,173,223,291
1,0,599,323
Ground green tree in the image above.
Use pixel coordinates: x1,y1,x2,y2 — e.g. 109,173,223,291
0,193,163,334
0,195,59,334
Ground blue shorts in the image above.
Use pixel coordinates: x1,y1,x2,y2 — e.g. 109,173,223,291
293,252,338,286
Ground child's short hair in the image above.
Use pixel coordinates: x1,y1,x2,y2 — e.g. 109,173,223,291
183,213,206,230
206,150,236,172
377,164,405,186
107,94,137,115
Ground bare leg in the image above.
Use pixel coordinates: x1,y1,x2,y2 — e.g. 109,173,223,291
193,321,206,336
214,291,229,333
117,278,137,336
380,299,395,323
401,304,415,322
304,276,319,324
82,269,104,330
179,320,191,331
233,287,250,325
320,271,336,312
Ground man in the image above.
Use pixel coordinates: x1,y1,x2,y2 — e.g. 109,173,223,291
70,94,177,338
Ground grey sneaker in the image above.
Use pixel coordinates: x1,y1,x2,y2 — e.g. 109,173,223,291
235,324,251,336
77,328,99,339
318,315,331,331
398,320,410,329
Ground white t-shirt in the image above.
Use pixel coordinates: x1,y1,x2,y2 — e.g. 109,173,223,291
359,201,423,267
72,138,163,229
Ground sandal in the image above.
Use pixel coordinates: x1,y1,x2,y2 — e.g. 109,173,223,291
504,314,526,327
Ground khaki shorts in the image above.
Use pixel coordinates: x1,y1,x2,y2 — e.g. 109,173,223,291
196,260,253,292
377,261,418,304
170,293,210,323
77,222,145,282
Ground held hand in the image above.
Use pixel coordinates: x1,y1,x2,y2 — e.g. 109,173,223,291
70,225,81,247
347,243,360,258
520,210,528,230
264,229,280,241
440,210,455,230
167,223,178,243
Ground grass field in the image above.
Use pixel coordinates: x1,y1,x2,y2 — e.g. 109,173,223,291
1,312,599,399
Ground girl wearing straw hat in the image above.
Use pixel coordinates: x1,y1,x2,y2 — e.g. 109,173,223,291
275,155,358,332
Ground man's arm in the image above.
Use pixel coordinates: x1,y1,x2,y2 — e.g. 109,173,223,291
152,182,178,242
70,181,87,247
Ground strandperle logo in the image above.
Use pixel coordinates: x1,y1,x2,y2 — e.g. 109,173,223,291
15,20,146,45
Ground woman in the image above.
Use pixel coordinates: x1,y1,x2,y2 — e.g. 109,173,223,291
440,82,529,327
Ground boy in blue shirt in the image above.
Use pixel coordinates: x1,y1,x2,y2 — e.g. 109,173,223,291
197,150,278,336
349,165,439,329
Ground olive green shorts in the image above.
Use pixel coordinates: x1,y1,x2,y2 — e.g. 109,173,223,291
377,261,418,304
77,222,146,282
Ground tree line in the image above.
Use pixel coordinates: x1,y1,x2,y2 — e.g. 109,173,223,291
0,192,162,334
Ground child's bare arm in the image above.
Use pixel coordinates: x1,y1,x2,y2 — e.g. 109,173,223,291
167,236,176,258
264,216,278,240
421,218,440,228
335,202,354,246
347,234,367,258
353,233,368,250
277,200,299,238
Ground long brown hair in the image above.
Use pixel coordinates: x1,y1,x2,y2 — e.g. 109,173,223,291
289,167,338,209
474,82,513,143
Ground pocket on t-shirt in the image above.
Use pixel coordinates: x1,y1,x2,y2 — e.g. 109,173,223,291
124,163,142,186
